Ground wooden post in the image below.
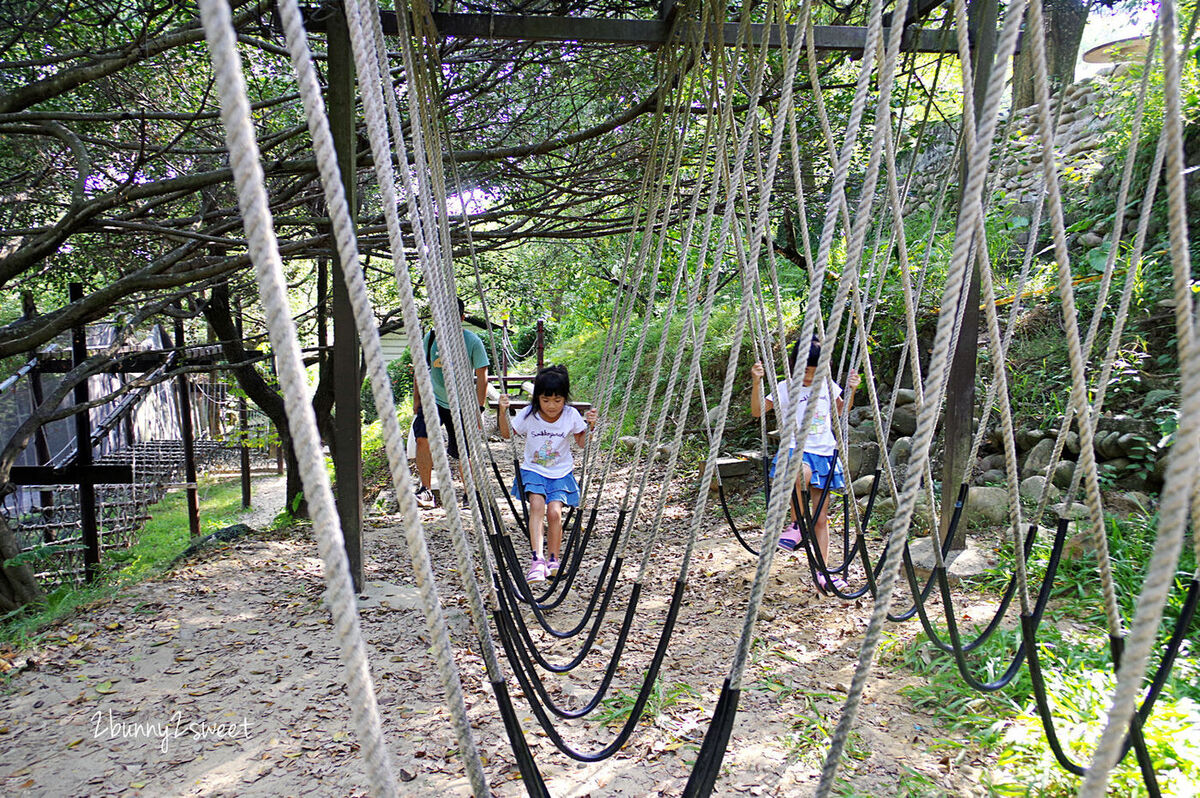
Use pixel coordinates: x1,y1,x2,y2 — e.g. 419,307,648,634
121,379,135,448
69,283,100,581
317,255,328,373
270,351,284,475
174,314,201,539
237,301,251,509
536,319,544,371
328,1,363,591
940,0,998,549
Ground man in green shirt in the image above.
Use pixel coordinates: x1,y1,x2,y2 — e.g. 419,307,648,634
413,297,490,507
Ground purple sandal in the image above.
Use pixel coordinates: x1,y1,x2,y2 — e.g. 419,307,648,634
777,522,803,551
816,573,849,595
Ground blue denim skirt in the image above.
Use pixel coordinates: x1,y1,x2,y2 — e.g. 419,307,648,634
769,450,845,490
511,468,581,506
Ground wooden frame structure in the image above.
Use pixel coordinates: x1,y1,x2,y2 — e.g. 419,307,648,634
293,0,997,584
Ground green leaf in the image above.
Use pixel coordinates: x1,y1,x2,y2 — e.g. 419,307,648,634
1087,243,1112,273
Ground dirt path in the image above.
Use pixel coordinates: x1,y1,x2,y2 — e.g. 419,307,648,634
0,465,996,797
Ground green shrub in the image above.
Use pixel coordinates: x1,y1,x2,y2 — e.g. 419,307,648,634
361,354,413,423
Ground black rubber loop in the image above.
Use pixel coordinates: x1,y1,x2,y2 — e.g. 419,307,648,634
1021,578,1197,789
493,580,643,718
491,509,625,638
491,678,550,798
491,578,690,762
496,554,627,673
682,678,741,798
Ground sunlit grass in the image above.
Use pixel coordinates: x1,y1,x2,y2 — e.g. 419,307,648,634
889,505,1200,796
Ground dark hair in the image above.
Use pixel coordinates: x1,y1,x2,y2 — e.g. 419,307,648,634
788,337,821,371
526,365,571,420
422,298,469,365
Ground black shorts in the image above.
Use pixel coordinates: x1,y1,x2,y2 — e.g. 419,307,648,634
412,404,468,459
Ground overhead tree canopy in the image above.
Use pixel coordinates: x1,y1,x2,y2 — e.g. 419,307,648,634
0,0,951,607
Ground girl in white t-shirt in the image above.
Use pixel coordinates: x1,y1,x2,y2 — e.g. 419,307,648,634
750,338,858,593
498,365,598,583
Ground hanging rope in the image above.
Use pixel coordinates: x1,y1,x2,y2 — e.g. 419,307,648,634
814,0,1027,785
1081,0,1200,789
276,0,493,793
195,1,396,793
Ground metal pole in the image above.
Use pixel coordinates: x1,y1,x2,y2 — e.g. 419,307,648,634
174,313,201,539
69,283,100,581
329,1,363,591
940,0,998,548
237,300,251,509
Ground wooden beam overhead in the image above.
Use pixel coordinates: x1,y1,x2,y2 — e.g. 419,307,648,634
36,353,221,373
10,464,135,485
297,8,958,53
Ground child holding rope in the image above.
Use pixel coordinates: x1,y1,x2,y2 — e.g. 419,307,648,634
498,365,598,583
750,338,858,592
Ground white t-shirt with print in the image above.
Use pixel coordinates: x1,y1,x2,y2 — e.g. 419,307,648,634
510,406,588,479
767,379,842,456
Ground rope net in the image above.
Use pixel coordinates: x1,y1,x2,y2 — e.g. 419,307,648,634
193,0,1199,794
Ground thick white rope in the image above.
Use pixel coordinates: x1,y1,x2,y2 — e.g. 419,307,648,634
816,0,1029,787
1016,0,1126,641
625,17,736,561
582,4,743,530
1081,0,1200,789
1025,24,1161,527
275,1,489,793
348,0,505,684
194,1,396,793
934,0,1030,604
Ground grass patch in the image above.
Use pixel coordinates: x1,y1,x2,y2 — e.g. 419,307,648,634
987,653,1200,796
886,506,1200,796
1,477,254,649
595,674,703,727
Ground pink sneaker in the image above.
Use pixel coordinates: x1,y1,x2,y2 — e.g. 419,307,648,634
547,555,560,576
778,522,803,552
526,557,549,583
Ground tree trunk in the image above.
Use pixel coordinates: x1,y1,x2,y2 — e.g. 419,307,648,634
0,512,45,612
1011,0,1089,110
203,285,308,518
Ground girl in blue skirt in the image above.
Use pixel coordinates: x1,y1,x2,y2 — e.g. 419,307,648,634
499,365,598,583
750,338,858,592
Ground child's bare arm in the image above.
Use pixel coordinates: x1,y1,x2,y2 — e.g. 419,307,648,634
498,394,512,439
575,408,597,446
836,373,861,414
750,362,771,417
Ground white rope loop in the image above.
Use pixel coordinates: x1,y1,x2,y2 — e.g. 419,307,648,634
195,1,397,794
816,0,1029,787
276,0,491,793
1081,0,1200,789
347,0,505,679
